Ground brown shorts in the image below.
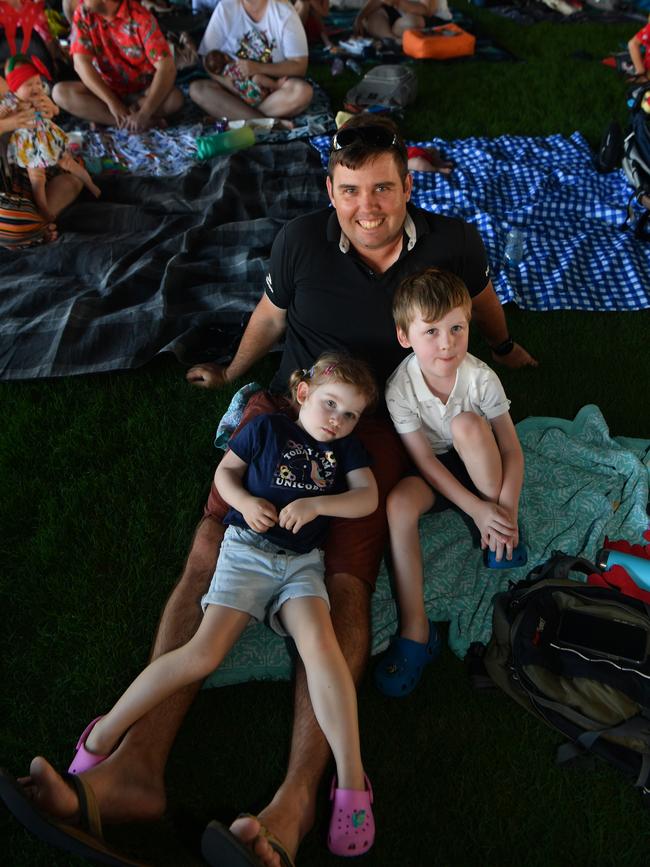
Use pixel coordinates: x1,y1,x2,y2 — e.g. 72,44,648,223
204,390,410,589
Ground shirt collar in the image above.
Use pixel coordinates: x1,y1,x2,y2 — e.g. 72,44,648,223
408,353,470,405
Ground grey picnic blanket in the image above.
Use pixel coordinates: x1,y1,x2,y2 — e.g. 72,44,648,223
203,403,650,688
0,141,328,380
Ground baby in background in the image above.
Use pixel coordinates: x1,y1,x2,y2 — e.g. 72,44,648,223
375,268,525,698
66,353,379,859
203,49,285,107
1,55,100,220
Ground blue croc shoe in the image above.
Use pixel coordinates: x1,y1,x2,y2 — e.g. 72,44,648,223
374,620,442,698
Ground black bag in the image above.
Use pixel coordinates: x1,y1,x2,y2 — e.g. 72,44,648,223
619,85,650,240
482,552,650,803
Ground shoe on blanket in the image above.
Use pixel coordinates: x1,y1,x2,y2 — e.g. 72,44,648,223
328,774,375,857
0,768,151,866
69,717,109,775
374,620,441,698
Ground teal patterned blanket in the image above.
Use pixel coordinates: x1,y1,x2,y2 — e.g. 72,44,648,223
204,404,650,688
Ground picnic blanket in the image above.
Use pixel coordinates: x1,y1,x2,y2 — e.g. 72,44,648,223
204,403,650,688
311,131,650,312
0,141,328,380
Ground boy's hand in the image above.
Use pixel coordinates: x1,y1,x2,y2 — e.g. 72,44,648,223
473,501,516,549
483,526,520,563
241,497,278,533
278,499,320,534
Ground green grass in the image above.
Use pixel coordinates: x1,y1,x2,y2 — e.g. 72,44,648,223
2,7,650,865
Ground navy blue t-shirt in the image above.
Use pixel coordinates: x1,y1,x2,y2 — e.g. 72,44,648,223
224,413,370,553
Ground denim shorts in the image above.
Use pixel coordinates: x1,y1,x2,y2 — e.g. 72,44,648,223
201,525,330,636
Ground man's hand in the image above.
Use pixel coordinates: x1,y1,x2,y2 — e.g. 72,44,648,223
491,341,539,369
106,97,130,128
278,499,320,534
241,497,278,533
186,363,230,389
125,105,154,133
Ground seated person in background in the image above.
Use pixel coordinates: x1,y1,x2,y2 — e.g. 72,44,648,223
0,93,82,246
354,0,451,42
190,0,313,121
376,268,524,697
1,57,99,220
292,0,331,46
628,16,650,82
52,0,183,133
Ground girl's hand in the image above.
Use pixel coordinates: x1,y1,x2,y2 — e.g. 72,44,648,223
278,499,320,534
241,497,278,533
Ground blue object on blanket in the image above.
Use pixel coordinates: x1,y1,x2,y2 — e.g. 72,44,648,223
485,543,528,569
214,382,263,450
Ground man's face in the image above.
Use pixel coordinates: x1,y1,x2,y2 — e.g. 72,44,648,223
326,152,412,255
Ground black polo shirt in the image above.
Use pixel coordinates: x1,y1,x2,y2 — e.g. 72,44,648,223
266,204,489,394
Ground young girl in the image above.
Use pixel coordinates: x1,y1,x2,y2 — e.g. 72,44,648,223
67,353,378,858
1,55,100,220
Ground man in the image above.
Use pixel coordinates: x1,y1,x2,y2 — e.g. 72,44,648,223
53,0,183,133
189,0,313,121
12,117,536,867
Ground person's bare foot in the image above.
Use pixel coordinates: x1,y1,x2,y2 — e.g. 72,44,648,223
18,753,166,825
43,222,59,243
250,781,317,864
229,816,283,867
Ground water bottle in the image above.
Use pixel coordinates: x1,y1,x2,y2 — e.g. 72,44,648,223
596,548,650,591
195,126,255,160
503,226,525,266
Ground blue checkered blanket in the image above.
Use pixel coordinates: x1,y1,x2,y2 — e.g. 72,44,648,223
311,132,650,312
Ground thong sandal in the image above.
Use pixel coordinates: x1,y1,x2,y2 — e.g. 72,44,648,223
0,768,151,866
374,619,441,698
202,816,295,867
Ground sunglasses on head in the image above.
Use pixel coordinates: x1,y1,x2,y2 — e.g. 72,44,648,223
331,125,398,151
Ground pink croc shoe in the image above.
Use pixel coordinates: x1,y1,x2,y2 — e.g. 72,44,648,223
68,717,109,775
327,774,375,857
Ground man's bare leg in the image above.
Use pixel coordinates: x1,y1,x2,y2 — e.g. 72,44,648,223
230,572,371,860
21,515,225,824
52,82,119,126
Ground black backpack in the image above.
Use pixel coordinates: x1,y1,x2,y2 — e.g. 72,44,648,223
482,552,650,803
620,86,650,240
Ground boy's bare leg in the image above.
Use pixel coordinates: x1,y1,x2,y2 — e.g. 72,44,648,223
20,515,225,824
230,572,371,860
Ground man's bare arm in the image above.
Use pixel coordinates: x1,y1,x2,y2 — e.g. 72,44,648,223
471,281,539,369
186,293,287,388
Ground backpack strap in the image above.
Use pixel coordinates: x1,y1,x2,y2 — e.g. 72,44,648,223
527,551,600,583
555,716,650,787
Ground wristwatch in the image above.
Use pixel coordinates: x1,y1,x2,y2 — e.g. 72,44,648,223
491,337,515,356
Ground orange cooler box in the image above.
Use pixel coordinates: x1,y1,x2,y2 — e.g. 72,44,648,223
403,23,476,60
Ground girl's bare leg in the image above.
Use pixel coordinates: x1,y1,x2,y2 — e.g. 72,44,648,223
58,152,101,199
279,597,364,791
27,166,52,222
85,604,250,757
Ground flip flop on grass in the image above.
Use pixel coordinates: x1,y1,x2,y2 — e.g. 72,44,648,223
0,768,151,867
202,817,295,867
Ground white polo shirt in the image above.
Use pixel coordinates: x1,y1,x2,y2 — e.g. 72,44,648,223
385,352,511,455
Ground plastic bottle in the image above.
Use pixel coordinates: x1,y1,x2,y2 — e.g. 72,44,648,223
596,548,650,591
503,226,525,266
195,126,255,160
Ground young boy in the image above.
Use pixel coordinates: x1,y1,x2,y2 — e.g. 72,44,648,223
376,268,524,698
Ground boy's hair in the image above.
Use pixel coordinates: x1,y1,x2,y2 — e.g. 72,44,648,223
288,352,378,413
392,268,472,334
327,115,409,183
